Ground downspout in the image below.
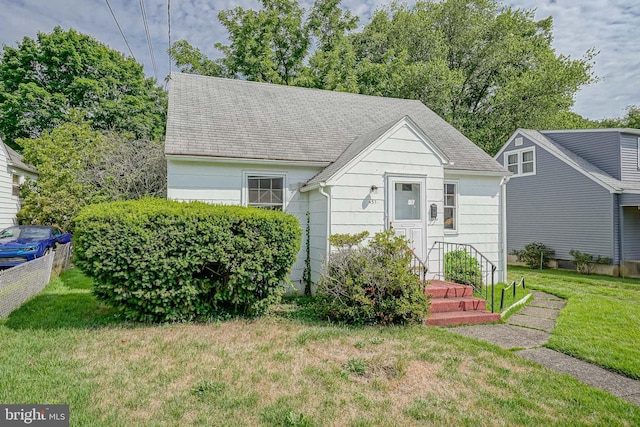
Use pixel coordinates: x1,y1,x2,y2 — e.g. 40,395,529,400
319,183,331,259
619,199,625,278
500,176,510,283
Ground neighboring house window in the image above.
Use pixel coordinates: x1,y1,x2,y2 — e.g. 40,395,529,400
504,147,535,177
12,174,20,197
506,153,519,174
247,175,284,210
444,182,457,231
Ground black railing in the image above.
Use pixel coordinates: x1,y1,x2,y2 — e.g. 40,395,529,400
404,245,428,293
428,242,496,312
500,276,525,311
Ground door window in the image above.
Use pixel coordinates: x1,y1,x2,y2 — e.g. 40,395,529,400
394,182,421,220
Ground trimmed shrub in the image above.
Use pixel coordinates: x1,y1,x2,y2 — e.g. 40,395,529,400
444,250,482,288
512,242,555,269
73,198,301,322
314,230,429,325
569,249,611,274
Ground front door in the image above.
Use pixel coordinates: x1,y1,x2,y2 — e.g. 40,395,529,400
387,176,426,261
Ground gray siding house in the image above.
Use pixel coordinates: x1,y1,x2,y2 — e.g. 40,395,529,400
496,128,640,275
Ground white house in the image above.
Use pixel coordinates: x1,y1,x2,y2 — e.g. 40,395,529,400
0,138,38,229
165,73,509,292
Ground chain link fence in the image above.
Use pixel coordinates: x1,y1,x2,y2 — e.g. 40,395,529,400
0,243,72,318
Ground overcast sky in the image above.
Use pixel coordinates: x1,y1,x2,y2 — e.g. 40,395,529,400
1,0,638,120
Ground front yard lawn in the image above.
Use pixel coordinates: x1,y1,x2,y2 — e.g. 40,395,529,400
0,269,638,425
508,266,640,379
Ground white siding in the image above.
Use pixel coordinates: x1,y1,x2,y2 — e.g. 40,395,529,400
330,124,446,273
0,146,35,230
167,158,323,291
308,188,328,286
441,174,504,281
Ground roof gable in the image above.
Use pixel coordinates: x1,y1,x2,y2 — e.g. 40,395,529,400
165,73,505,174
303,116,450,189
498,129,640,193
0,139,37,175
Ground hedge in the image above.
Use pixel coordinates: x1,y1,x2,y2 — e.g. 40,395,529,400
73,198,302,322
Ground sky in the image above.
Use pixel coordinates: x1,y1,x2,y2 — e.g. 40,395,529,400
1,0,638,120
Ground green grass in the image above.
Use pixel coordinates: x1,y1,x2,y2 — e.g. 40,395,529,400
508,266,640,379
0,268,638,425
491,280,530,313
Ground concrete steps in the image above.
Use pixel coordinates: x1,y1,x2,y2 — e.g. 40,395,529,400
425,280,500,326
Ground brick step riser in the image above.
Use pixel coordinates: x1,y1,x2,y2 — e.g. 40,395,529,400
429,299,487,313
425,287,474,299
425,313,500,327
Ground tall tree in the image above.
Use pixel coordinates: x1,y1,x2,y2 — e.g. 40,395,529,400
216,0,311,84
170,0,595,155
598,105,640,129
301,0,360,91
0,27,167,149
350,0,595,154
169,40,226,77
17,116,166,230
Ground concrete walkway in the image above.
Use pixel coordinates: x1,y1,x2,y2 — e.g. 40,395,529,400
450,291,640,406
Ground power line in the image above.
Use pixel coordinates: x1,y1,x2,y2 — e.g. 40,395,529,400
105,0,137,61
139,0,158,81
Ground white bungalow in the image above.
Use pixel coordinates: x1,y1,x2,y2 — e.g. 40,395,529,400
165,73,509,292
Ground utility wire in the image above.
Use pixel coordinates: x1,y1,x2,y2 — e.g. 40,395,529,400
139,0,158,81
105,0,137,61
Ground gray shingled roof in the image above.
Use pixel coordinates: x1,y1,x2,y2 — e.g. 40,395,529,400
1,139,37,174
519,129,640,192
305,119,402,186
166,73,506,174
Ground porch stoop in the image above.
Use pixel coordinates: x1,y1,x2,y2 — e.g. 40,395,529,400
425,280,500,326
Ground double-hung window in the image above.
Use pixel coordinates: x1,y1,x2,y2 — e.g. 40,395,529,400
247,175,285,210
12,174,20,197
504,147,535,177
444,182,457,232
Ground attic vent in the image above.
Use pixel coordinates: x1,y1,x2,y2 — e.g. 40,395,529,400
515,137,523,146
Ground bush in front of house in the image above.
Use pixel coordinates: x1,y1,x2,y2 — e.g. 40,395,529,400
73,198,301,322
314,230,429,325
444,250,482,288
512,242,555,269
569,249,611,274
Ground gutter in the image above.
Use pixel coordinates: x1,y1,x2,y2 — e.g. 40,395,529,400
500,176,510,282
319,183,331,259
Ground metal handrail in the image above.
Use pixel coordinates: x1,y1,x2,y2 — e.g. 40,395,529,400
500,276,525,310
403,245,428,292
429,241,497,312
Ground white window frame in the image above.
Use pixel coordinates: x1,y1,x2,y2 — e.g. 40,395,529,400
637,137,640,169
11,174,21,197
443,180,458,233
503,147,536,177
242,171,287,211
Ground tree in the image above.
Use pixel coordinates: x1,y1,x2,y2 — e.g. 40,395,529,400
216,0,311,85
598,105,640,129
79,133,166,201
0,27,167,149
170,0,595,155
17,116,166,230
17,118,103,230
349,0,595,155
300,0,360,91
169,40,226,77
